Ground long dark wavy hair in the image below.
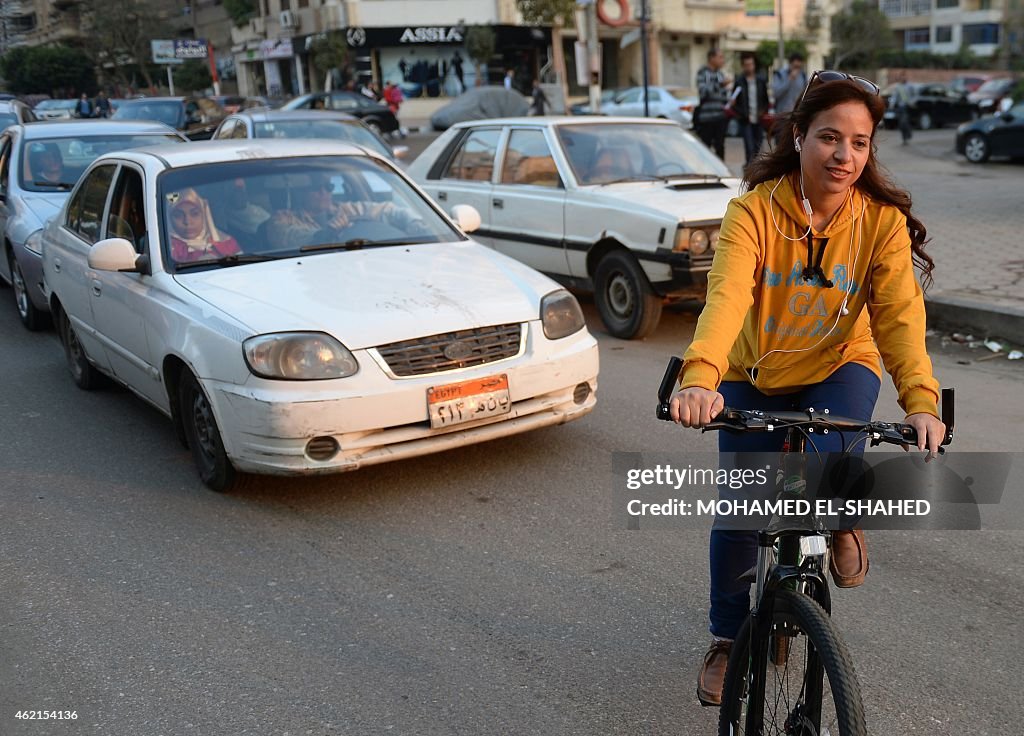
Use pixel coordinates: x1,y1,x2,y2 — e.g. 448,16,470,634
745,79,934,289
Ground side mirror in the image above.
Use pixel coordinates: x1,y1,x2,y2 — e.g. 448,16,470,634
88,237,141,272
391,144,409,160
450,204,481,234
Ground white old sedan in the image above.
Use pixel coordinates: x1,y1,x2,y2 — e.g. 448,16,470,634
407,117,741,339
41,140,598,491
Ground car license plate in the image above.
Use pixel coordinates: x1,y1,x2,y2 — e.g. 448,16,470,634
427,374,511,429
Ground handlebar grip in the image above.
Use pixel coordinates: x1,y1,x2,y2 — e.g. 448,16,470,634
655,356,683,421
941,387,954,445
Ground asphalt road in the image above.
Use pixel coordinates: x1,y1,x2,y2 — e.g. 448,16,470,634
1,281,1022,735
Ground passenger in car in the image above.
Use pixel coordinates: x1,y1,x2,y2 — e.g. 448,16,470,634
589,147,633,183
28,142,66,185
168,187,241,263
265,174,428,249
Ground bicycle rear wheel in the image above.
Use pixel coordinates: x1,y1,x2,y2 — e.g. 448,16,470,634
718,589,866,736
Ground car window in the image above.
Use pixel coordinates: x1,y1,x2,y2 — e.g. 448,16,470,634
329,94,359,111
20,134,182,193
617,89,642,104
113,101,184,128
500,129,560,188
443,128,501,182
67,164,116,244
252,119,392,158
231,120,249,139
0,136,11,194
214,120,236,139
106,166,147,253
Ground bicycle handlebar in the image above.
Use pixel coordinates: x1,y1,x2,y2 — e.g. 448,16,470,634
654,357,955,451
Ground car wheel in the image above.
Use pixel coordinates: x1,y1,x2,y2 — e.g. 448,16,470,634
59,309,103,390
594,250,663,340
963,133,990,163
178,371,238,492
8,250,50,331
918,111,933,130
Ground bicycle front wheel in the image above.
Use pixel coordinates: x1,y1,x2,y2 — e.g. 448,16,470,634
718,589,866,736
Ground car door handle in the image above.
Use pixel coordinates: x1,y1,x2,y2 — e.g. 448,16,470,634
493,198,503,209
53,257,61,273
91,279,102,297
437,191,447,201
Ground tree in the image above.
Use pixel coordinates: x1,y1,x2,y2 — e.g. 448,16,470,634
517,0,575,110
754,40,809,75
829,0,895,70
223,0,256,27
309,31,352,89
174,59,212,94
465,26,497,86
80,0,174,92
0,46,96,95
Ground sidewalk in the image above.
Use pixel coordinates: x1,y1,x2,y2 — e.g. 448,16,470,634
396,97,449,133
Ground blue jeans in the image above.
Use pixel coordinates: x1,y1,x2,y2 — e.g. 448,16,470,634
708,362,881,639
741,120,765,165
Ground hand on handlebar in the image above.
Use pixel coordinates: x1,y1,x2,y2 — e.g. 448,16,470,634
670,387,725,428
903,413,947,459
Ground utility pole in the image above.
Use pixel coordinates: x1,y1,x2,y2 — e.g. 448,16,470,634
575,1,601,114
777,0,785,72
640,0,650,117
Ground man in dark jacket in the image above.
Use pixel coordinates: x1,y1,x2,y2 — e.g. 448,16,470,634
730,52,770,166
75,93,94,119
695,48,731,160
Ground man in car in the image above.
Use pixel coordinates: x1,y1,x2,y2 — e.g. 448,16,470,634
266,174,427,249
29,142,66,185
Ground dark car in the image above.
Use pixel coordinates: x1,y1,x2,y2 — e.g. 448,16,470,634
280,91,399,135
112,96,227,140
882,82,978,130
968,78,1018,117
956,101,1024,163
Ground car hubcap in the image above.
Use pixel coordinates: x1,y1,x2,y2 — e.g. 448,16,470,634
607,272,634,317
966,137,985,160
11,259,28,318
191,390,217,460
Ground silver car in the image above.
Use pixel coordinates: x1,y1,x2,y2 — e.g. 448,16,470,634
0,100,37,128
33,99,79,120
0,120,187,329
600,86,698,128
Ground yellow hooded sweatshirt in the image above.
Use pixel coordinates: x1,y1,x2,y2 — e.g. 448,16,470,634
681,173,940,418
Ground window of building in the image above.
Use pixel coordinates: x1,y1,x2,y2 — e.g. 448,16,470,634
962,22,1000,45
904,27,930,47
935,0,957,8
935,25,953,42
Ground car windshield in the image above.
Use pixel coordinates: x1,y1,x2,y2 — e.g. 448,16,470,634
0,113,16,127
252,120,392,158
19,134,184,192
976,79,1013,94
113,101,183,128
665,88,694,100
159,155,461,271
556,123,732,185
36,99,76,110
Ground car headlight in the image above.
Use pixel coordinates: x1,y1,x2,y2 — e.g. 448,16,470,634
674,226,719,254
540,289,586,340
24,229,43,256
243,332,359,380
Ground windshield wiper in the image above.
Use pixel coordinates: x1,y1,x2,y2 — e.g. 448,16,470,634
299,238,429,253
175,253,279,270
32,181,75,190
596,175,663,186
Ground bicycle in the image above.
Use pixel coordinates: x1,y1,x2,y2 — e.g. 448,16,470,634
655,356,954,736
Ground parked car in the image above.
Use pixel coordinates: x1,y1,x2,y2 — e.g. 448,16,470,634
568,88,621,116
34,99,78,120
407,116,740,339
430,87,529,131
956,101,1024,163
112,96,227,139
599,86,697,127
949,75,990,96
0,120,187,330
40,139,598,490
281,91,399,136
882,82,978,130
968,78,1018,116
0,100,38,127
212,109,406,163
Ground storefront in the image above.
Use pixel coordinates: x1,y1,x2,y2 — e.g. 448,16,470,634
234,38,307,99
343,25,550,97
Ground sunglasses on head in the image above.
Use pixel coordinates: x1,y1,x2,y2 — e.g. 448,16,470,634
797,70,880,108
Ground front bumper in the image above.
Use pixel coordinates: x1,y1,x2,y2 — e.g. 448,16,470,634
205,322,599,475
647,248,715,295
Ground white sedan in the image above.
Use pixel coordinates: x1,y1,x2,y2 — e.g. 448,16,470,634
41,140,598,491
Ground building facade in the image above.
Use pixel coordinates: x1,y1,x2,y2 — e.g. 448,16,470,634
881,0,1014,58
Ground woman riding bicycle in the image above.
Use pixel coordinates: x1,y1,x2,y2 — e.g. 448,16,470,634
667,72,947,706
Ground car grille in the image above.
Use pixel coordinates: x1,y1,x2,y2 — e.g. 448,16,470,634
376,323,523,377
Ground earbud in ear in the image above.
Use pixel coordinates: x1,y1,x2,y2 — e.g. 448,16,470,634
794,138,802,152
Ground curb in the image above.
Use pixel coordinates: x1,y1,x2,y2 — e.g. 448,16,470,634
925,292,1024,345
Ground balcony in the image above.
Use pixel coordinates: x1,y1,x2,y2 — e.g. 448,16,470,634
880,0,932,17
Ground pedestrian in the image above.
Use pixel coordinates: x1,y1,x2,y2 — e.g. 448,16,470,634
94,90,111,119
891,74,914,145
731,51,770,166
383,81,406,138
668,71,944,707
695,48,731,160
770,51,807,140
529,79,548,116
452,51,465,93
75,92,94,119
504,69,515,91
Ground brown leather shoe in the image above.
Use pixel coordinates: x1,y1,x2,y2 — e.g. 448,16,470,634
830,529,868,588
697,639,732,706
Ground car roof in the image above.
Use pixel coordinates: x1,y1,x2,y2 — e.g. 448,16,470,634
231,109,360,123
119,96,188,103
107,138,375,168
448,115,683,129
19,120,184,140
